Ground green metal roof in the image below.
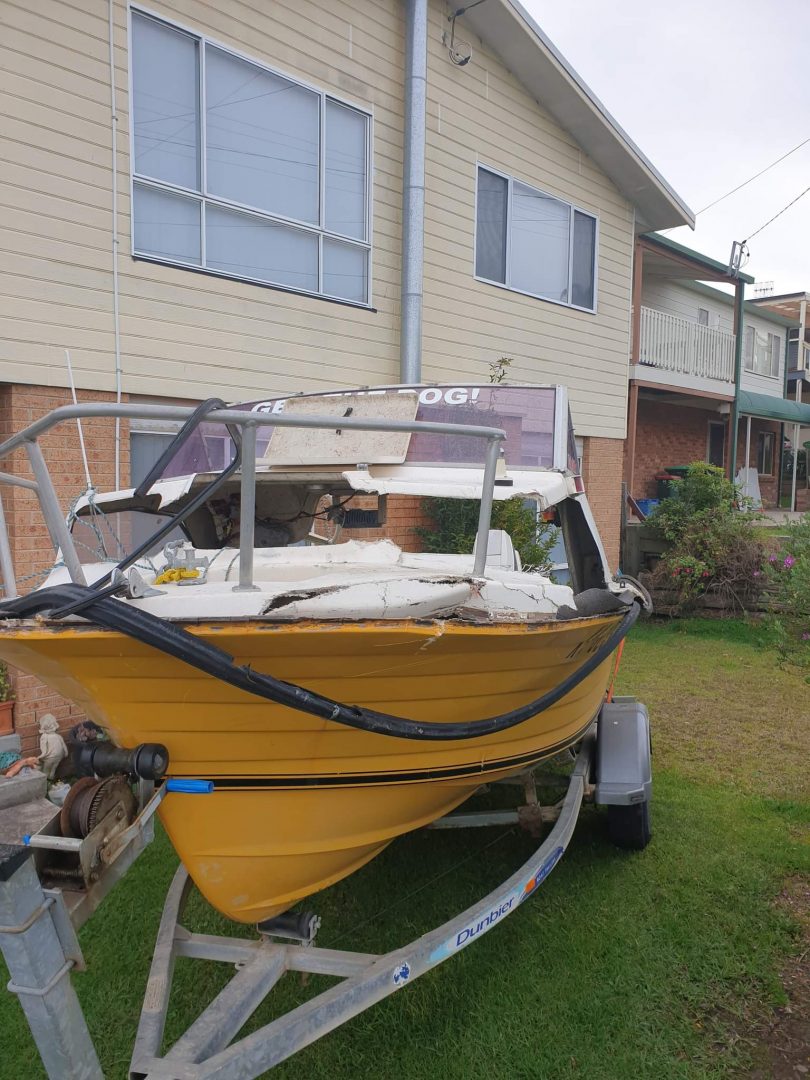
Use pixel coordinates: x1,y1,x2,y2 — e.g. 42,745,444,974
642,232,756,284
737,389,810,424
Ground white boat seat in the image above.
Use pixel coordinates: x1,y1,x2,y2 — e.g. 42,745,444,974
472,529,522,571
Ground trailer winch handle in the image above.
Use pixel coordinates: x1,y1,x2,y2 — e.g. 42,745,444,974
165,779,215,794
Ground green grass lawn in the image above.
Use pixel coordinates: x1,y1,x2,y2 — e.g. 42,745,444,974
1,618,808,1078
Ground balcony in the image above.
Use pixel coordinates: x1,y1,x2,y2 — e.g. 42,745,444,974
631,307,736,395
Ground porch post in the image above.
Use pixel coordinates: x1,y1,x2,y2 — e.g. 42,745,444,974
626,383,639,498
797,298,807,401
790,299,806,511
626,241,644,496
791,423,800,512
744,416,751,477
728,279,746,483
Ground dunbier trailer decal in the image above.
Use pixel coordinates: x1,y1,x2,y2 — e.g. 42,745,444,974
428,845,565,963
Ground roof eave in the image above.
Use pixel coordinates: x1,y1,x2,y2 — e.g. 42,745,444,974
465,0,695,232
642,232,755,284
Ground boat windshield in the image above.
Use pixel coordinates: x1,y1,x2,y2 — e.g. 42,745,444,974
154,385,560,479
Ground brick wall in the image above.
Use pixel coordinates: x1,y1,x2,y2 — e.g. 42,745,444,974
580,436,623,570
631,399,726,501
340,496,430,550
310,494,430,550
630,399,785,510
0,384,128,754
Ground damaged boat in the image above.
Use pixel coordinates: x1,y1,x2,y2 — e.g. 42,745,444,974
0,384,644,923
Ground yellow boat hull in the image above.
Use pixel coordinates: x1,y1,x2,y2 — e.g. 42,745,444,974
0,615,620,922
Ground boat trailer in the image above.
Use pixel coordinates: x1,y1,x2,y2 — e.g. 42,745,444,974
0,698,651,1080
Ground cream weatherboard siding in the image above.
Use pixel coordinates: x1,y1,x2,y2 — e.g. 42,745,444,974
641,278,736,333
0,0,636,438
1,0,404,400
421,1,635,440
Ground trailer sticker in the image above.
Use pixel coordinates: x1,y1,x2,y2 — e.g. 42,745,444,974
520,845,565,902
429,895,519,963
428,845,566,964
392,962,411,986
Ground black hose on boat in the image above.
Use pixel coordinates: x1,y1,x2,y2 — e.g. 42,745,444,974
0,586,640,741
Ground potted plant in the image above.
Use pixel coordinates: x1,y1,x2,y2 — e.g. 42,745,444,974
0,662,14,735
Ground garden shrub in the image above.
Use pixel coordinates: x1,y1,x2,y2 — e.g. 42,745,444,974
647,461,739,540
416,497,556,572
766,513,810,671
646,462,765,613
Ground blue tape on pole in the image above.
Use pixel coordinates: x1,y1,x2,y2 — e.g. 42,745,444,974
165,779,214,794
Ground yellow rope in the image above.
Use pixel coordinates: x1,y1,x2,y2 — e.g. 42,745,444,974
153,568,201,585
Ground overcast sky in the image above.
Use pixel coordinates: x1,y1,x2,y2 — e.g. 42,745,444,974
524,0,810,295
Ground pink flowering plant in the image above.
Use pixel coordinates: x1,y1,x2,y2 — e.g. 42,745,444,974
647,462,765,613
766,513,810,670
663,553,713,606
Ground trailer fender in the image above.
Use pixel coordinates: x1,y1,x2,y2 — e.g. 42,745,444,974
594,697,652,807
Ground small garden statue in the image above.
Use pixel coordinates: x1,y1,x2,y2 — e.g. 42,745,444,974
38,713,67,779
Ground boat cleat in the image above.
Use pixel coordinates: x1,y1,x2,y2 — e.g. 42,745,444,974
125,567,165,599
157,539,210,586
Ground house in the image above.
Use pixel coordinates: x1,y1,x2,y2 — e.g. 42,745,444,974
0,0,692,747
750,290,810,509
625,233,808,516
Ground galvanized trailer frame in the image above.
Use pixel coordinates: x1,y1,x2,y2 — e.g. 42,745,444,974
0,707,652,1080
129,733,592,1080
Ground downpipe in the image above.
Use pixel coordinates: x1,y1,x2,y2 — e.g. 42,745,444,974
400,0,428,384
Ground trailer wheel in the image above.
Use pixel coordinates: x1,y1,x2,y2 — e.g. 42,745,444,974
607,800,651,851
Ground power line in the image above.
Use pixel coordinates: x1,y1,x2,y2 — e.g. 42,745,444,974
743,183,810,243
697,135,810,215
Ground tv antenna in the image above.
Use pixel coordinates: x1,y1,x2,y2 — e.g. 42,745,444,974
753,281,774,297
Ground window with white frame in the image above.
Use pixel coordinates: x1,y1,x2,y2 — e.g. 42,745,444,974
743,326,781,378
130,11,371,304
130,429,177,485
697,307,710,326
474,167,598,311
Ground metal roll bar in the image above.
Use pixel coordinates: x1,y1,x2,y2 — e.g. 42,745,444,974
0,402,507,595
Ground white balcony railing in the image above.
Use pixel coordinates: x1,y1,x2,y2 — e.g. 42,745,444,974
638,306,735,383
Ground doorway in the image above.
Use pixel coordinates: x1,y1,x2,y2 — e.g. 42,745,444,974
707,421,725,469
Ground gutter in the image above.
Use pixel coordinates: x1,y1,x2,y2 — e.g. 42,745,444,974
400,0,428,383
